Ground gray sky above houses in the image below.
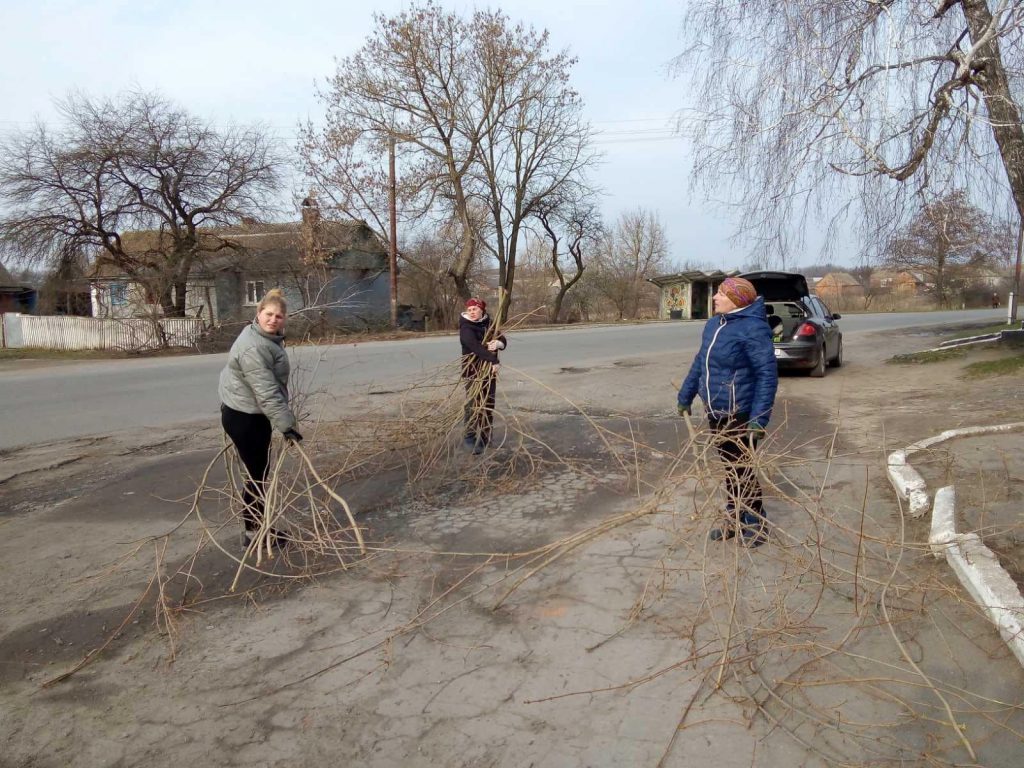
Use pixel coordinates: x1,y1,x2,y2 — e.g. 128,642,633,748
0,0,849,270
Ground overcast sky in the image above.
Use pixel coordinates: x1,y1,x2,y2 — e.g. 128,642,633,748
0,0,836,270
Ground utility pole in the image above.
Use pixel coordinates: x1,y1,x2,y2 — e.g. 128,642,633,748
388,136,399,328
1011,216,1022,324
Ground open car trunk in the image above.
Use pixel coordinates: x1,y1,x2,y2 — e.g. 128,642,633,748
738,271,811,302
764,301,810,340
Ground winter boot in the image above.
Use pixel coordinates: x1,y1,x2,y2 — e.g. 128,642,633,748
739,510,768,548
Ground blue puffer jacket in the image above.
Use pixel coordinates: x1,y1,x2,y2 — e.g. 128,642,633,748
677,297,778,428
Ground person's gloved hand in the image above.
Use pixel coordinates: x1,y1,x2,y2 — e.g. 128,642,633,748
748,424,766,448
677,403,690,417
283,428,303,443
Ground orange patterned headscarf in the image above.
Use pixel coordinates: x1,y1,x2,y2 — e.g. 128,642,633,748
720,277,757,308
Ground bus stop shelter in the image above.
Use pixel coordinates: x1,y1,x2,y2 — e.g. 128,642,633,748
648,270,737,320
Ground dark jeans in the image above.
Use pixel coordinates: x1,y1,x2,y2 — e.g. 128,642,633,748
463,374,497,445
221,404,272,531
708,413,764,520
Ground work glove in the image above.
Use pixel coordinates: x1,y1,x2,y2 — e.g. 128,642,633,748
677,403,690,417
283,428,304,443
747,424,766,448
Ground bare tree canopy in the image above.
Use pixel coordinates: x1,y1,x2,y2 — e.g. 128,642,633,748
300,0,599,320
592,208,670,320
0,90,284,316
882,189,1013,306
534,191,602,323
675,1,1024,265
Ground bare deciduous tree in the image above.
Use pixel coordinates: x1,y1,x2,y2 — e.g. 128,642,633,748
675,1,1024,265
883,190,1012,306
301,1,598,319
398,230,477,329
592,209,670,320
534,194,602,323
0,91,283,317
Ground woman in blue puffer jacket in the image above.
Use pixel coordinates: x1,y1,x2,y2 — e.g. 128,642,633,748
677,277,778,546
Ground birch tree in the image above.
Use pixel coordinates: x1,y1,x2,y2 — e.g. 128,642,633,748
675,1,1024,264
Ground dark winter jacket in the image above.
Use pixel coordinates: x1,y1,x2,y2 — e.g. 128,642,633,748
218,322,297,433
677,296,778,428
459,312,507,377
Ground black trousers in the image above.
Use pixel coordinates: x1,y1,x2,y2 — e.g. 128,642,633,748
221,404,272,531
463,373,497,445
708,414,764,519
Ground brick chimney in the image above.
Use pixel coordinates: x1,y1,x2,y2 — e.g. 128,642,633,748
300,191,324,266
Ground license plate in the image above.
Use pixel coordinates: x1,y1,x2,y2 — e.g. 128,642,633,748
774,348,784,358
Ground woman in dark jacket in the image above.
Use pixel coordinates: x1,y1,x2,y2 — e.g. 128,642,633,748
218,288,303,548
459,297,507,454
677,277,778,546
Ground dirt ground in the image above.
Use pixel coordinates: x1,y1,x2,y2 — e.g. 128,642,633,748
2,322,1023,768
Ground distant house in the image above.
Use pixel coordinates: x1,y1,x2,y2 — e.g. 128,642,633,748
870,269,926,296
648,270,738,320
814,272,864,306
970,267,1005,289
0,263,38,314
89,204,391,327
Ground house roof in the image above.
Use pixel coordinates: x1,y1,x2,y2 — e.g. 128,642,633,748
872,269,925,283
818,271,862,286
89,219,387,279
0,262,34,290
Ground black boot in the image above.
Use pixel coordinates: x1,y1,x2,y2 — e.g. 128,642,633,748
709,509,739,541
739,510,768,548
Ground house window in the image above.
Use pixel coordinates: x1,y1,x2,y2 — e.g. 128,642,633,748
110,282,128,306
245,280,265,305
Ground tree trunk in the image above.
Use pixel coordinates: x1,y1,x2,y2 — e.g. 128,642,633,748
549,245,585,324
448,234,474,302
159,285,175,317
168,280,187,318
961,0,1024,223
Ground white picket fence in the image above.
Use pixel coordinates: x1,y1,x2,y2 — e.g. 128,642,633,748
0,313,204,351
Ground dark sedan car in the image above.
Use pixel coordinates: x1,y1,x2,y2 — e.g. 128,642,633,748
739,271,844,377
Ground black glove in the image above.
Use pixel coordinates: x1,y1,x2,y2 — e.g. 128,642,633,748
283,428,303,443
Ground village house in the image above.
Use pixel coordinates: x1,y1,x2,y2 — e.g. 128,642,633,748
89,202,391,328
814,271,865,308
870,269,927,296
0,263,37,314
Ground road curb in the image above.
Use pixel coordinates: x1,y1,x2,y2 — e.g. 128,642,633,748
888,422,1024,668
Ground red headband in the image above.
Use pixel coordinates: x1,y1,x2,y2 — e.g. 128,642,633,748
466,298,486,310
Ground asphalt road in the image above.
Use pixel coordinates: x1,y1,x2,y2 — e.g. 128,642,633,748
0,308,1006,450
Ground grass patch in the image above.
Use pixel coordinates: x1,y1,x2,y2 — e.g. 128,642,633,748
945,322,1017,341
0,347,124,361
888,348,966,365
962,354,1024,379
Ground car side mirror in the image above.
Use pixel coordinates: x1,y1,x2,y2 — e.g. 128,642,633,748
831,313,842,320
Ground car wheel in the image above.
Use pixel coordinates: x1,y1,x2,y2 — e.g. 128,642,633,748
809,344,826,377
830,338,843,368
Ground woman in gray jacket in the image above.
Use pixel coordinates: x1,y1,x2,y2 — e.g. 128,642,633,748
218,288,302,547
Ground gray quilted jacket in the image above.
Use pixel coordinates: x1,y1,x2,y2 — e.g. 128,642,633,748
218,322,296,433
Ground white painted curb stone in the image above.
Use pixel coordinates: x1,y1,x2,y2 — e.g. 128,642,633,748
890,422,1024,667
